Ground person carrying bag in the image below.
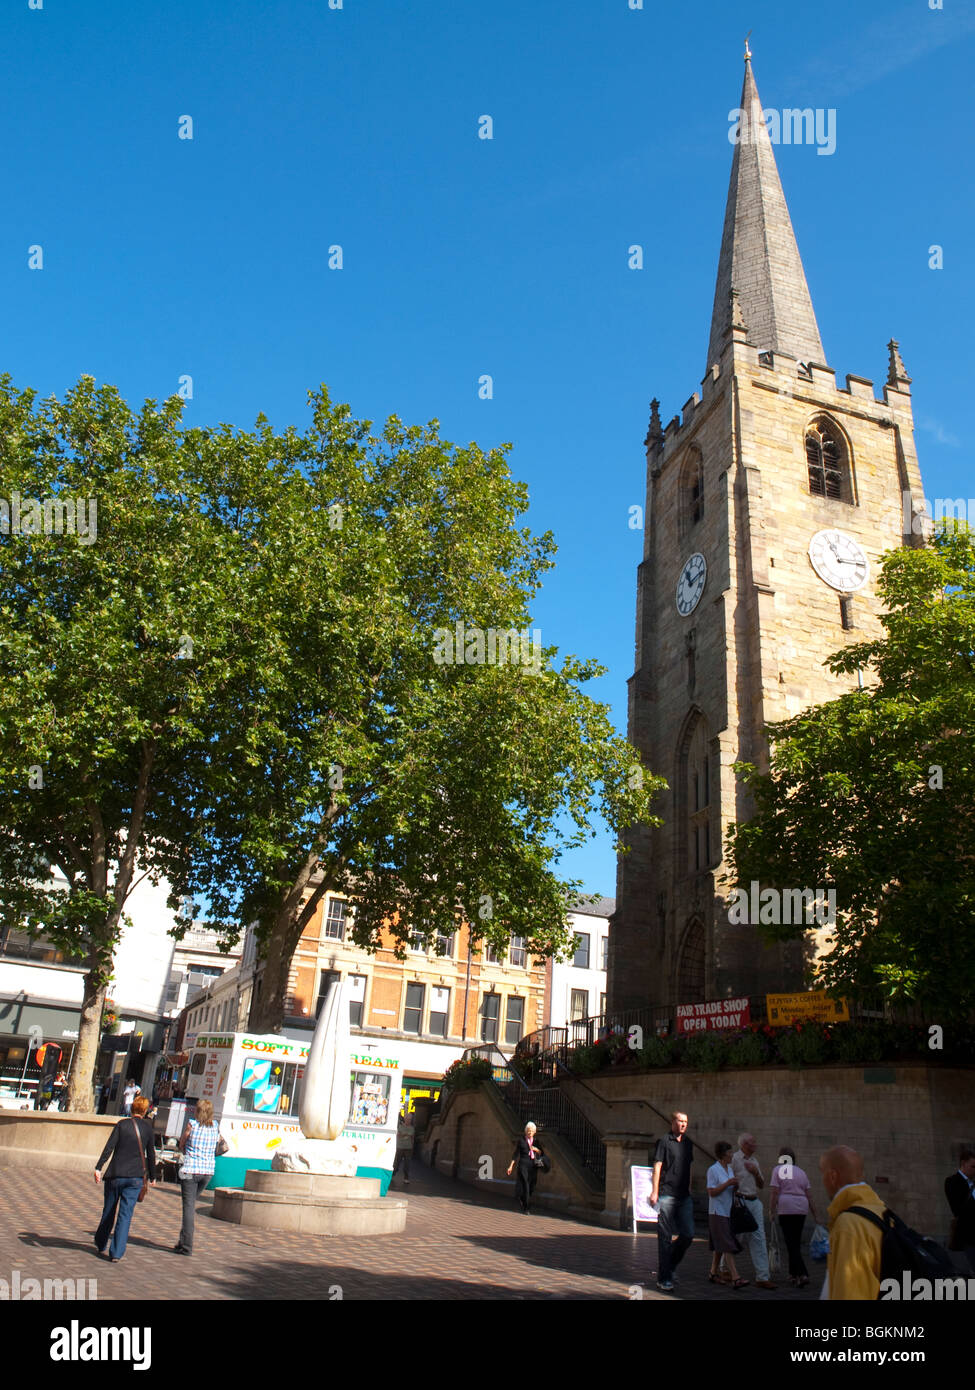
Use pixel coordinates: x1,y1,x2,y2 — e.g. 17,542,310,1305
93,1095,156,1262
173,1097,228,1256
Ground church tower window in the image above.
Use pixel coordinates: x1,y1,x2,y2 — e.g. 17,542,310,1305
678,713,712,877
806,420,850,502
679,449,705,535
677,918,706,1002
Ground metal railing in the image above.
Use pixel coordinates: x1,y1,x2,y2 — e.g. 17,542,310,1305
515,993,942,1076
460,1043,606,1185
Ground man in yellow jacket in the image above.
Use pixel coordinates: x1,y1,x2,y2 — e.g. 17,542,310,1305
819,1146,885,1299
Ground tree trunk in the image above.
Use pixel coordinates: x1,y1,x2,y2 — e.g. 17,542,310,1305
247,919,301,1034
64,745,156,1111
65,973,108,1113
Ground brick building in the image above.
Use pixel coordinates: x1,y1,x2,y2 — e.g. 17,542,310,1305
181,891,547,1109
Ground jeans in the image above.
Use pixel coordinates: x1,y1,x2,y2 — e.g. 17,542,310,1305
738,1196,770,1280
656,1195,694,1281
178,1174,211,1253
95,1177,143,1259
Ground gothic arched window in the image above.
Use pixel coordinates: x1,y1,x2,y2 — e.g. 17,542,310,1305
806,419,851,502
679,448,704,535
677,918,706,1002
676,710,712,878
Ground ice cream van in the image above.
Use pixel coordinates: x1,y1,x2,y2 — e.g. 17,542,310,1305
184,1031,403,1195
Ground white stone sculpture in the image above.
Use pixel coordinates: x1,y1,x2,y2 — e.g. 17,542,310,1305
270,975,354,1174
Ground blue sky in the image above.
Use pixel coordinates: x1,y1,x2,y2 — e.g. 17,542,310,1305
3,0,972,896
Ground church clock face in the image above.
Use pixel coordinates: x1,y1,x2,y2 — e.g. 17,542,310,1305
676,552,707,616
808,529,869,592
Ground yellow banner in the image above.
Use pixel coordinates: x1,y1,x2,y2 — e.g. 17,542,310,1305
766,992,850,1025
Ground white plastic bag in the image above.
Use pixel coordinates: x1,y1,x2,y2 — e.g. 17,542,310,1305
768,1219,781,1274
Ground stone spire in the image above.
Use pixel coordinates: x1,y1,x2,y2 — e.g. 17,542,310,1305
644,397,663,452
887,339,911,387
706,53,825,372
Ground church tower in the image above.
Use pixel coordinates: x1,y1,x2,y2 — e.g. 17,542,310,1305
609,52,927,1012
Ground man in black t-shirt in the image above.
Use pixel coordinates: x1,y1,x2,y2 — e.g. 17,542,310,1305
649,1111,694,1290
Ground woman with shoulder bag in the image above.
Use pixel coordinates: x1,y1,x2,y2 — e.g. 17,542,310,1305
506,1121,546,1215
93,1095,156,1262
706,1141,749,1288
173,1098,228,1255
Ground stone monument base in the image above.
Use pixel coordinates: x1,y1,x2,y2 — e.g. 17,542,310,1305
212,1169,408,1236
271,1140,357,1176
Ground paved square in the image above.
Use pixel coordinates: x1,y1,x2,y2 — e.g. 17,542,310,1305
0,1161,825,1301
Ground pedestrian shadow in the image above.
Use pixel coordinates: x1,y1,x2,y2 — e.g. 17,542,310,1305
198,1258,615,1301
16,1231,177,1257
456,1231,826,1299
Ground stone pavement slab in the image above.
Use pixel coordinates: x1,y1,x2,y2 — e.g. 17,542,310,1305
0,1160,825,1301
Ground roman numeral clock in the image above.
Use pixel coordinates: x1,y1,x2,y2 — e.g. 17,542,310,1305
676,552,707,616
808,529,869,592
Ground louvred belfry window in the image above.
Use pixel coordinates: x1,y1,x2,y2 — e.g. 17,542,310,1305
806,424,844,499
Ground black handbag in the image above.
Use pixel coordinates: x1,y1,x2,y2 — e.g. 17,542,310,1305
533,1154,551,1172
730,1192,757,1234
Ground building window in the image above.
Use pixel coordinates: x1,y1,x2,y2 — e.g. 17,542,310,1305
839,595,855,630
677,919,706,1002
434,931,454,959
806,420,849,502
348,974,366,1027
480,993,500,1043
600,993,607,1016
483,943,500,964
315,969,341,1017
680,448,705,534
403,983,424,1034
505,995,525,1045
600,937,608,971
685,716,712,874
408,931,426,954
572,933,590,970
323,898,348,941
569,989,588,1023
509,936,527,968
429,986,449,1038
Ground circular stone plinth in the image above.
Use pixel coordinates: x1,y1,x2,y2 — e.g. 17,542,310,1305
211,1185,407,1236
245,1169,381,1200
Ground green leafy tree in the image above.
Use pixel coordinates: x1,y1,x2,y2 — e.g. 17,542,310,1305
162,393,664,1031
0,375,265,1108
0,375,663,1099
726,526,975,1016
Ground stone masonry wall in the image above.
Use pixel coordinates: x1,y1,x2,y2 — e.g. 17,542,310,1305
561,1063,971,1239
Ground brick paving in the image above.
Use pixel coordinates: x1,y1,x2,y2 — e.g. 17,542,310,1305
0,1160,826,1301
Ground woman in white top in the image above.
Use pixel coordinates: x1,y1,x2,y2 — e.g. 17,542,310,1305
706,1141,748,1288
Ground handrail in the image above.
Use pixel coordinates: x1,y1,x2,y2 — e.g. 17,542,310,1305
459,1042,606,1184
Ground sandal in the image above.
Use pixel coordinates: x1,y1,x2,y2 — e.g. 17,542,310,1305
732,1278,750,1288
707,1272,719,1282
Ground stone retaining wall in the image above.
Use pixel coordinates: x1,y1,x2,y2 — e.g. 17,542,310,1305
565,1062,973,1237
0,1111,120,1173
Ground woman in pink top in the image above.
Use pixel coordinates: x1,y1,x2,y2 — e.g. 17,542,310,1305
769,1147,820,1287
